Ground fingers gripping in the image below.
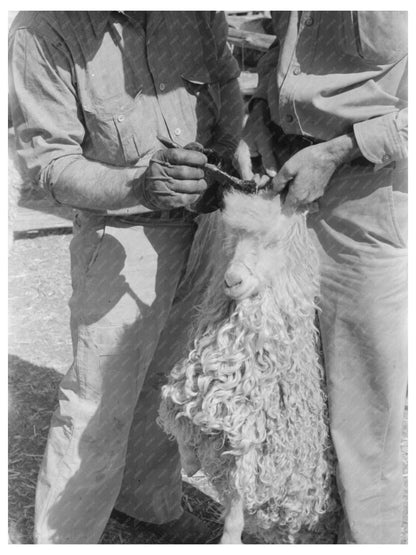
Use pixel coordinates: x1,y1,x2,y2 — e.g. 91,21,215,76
143,148,208,210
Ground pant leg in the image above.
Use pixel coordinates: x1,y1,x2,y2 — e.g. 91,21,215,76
115,212,221,521
34,213,196,543
308,163,408,543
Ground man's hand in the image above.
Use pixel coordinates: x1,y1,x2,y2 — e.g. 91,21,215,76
273,133,361,210
142,148,208,210
234,99,278,187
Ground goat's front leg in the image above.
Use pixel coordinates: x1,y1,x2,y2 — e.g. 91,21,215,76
177,440,201,476
220,496,244,544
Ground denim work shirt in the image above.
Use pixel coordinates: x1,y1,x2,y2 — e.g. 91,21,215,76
255,11,408,165
9,11,240,189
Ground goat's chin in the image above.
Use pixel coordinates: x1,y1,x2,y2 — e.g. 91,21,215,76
224,280,260,301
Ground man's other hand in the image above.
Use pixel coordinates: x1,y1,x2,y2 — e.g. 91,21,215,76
273,133,361,210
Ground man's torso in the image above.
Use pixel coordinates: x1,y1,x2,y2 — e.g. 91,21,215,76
10,11,224,167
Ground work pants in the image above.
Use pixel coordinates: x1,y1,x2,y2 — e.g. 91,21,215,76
308,161,408,543
34,210,218,543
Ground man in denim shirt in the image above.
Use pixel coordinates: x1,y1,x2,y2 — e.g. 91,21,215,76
9,11,243,543
236,11,408,544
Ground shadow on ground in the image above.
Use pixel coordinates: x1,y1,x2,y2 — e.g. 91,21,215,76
8,355,60,544
8,354,224,544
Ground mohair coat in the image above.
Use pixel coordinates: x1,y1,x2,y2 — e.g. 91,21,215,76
159,191,341,543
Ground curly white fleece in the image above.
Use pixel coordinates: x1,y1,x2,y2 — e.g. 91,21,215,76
159,191,340,543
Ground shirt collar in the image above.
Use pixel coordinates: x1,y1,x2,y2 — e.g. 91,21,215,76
87,11,162,38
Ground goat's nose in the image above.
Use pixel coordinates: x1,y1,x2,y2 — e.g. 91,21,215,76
224,265,246,289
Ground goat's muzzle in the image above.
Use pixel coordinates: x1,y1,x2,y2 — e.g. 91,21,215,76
224,263,259,300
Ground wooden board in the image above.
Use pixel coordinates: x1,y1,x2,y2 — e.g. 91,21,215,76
227,27,275,52
11,200,74,235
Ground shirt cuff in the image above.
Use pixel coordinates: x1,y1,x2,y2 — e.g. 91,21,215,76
353,110,408,165
39,156,77,204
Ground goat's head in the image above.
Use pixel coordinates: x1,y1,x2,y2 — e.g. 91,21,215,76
221,191,312,302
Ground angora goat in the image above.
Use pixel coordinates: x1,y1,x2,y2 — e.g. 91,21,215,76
159,190,341,544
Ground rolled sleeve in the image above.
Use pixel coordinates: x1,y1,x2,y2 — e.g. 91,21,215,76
39,155,84,203
9,25,84,191
354,108,408,165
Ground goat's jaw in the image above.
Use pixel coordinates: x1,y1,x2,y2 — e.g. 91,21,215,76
224,280,260,301
224,262,260,300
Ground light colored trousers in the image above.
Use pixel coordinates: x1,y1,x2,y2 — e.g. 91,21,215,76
34,210,218,543
308,161,408,544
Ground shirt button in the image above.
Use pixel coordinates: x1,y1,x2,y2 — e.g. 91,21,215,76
293,66,301,76
285,114,294,123
382,153,391,163
305,16,314,26
159,83,166,91
174,128,181,136
117,115,125,122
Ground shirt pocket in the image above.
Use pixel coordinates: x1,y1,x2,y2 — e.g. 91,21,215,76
111,90,157,164
339,11,408,65
82,90,153,166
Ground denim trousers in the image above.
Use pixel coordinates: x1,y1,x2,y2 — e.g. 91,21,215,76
308,161,408,543
34,210,219,543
